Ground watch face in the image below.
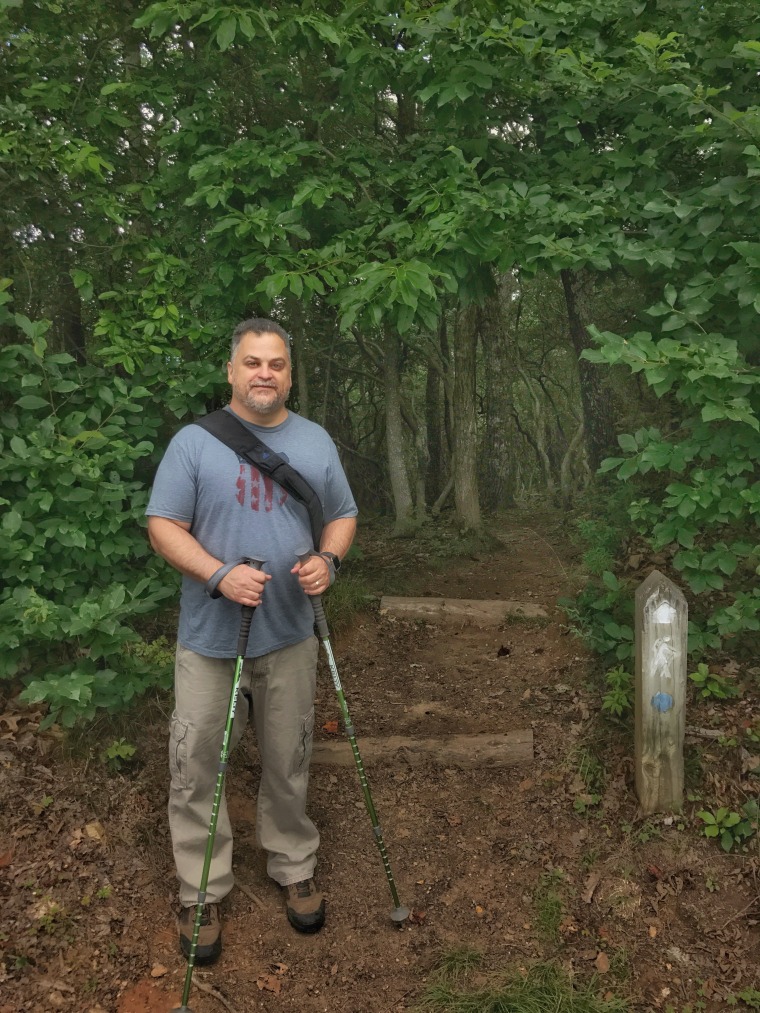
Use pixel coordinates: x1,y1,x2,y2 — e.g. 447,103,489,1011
324,552,340,570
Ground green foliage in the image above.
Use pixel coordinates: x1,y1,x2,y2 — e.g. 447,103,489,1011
4,0,760,720
0,295,177,726
602,666,634,718
727,988,760,1010
575,518,621,576
698,801,758,853
561,570,634,664
688,663,739,701
100,738,137,773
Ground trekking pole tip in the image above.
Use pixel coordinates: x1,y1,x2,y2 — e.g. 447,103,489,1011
390,905,410,924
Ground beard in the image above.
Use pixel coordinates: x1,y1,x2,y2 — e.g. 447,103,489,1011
239,382,290,416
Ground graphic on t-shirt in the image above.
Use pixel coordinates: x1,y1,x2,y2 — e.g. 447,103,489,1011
235,464,288,511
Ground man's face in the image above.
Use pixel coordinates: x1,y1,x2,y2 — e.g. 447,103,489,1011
227,331,292,422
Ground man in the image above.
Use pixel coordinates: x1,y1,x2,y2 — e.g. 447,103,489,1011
146,318,357,965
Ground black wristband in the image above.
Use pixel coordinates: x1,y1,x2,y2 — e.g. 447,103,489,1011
205,558,249,599
317,551,341,572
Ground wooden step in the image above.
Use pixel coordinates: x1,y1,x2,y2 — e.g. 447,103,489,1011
379,595,547,624
310,730,533,768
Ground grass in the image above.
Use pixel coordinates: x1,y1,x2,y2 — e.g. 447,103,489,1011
417,962,630,1012
323,572,373,632
431,948,483,983
533,871,565,943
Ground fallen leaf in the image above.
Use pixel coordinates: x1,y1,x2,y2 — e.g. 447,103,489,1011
85,821,106,843
330,964,338,976
582,872,602,904
271,962,288,975
649,925,658,938
150,964,167,978
256,974,282,994
595,952,610,973
322,720,339,735
0,849,13,869
446,814,462,826
0,714,21,733
408,909,426,924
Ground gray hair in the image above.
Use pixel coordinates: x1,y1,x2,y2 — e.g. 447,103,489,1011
230,318,291,361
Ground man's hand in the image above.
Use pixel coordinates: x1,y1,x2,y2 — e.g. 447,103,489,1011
291,555,331,596
218,564,271,606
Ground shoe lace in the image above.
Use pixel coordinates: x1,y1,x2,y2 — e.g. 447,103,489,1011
294,880,312,899
184,903,213,926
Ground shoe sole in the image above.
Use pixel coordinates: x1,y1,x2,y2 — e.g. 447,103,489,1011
286,900,326,934
179,935,223,966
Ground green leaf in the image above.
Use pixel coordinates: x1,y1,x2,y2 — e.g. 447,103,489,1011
2,510,22,535
15,395,49,410
216,16,237,51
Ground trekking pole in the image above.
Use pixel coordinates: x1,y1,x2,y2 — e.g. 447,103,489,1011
298,552,409,926
175,557,264,1013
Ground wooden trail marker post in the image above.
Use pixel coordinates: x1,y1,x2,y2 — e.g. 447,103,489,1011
635,570,688,815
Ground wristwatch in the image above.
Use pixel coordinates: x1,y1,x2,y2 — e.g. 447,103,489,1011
318,551,341,572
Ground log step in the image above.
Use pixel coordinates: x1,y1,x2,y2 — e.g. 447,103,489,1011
311,730,533,768
379,596,547,624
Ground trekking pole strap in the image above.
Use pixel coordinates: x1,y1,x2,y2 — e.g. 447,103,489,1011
205,557,250,599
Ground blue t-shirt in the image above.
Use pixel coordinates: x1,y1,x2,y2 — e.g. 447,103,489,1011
146,408,357,658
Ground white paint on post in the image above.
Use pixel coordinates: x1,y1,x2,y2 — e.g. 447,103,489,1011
635,570,688,815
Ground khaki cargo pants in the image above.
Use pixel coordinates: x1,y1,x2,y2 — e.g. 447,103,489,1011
169,637,320,907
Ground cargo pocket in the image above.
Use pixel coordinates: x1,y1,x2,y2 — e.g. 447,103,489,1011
290,708,315,777
169,712,189,789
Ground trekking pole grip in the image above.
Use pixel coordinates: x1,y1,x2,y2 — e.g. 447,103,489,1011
237,557,264,657
297,551,330,638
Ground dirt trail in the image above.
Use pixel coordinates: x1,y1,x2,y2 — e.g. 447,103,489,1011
1,514,758,1012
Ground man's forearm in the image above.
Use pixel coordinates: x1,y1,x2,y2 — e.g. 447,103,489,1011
320,516,357,561
147,516,223,584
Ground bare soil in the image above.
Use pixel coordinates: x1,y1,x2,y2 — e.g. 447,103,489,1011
1,512,758,1012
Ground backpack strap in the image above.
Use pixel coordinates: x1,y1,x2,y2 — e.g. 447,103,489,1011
192,409,324,549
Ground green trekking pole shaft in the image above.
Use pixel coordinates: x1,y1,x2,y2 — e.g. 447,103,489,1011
176,557,264,1012
299,554,409,925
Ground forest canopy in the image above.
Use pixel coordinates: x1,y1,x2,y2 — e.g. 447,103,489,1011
1,0,758,724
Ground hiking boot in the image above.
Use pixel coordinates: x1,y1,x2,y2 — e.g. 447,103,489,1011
178,903,222,965
283,879,325,934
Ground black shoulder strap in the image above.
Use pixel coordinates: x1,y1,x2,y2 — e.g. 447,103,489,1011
192,409,324,549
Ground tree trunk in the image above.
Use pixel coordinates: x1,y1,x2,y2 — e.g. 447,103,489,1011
478,276,517,512
384,331,417,536
559,420,586,508
452,306,481,530
289,303,310,419
516,366,558,503
561,269,616,472
425,318,450,504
